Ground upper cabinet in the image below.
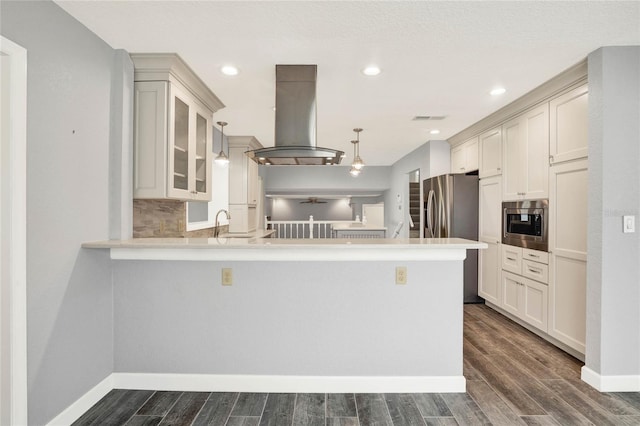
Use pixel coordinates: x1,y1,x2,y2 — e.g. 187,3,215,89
228,136,263,234
550,84,588,164
479,127,502,178
229,136,262,206
131,53,225,201
451,137,479,174
502,103,550,201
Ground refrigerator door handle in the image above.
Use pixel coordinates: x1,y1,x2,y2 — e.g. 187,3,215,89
426,189,435,238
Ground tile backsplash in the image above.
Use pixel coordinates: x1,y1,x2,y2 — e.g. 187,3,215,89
133,199,225,238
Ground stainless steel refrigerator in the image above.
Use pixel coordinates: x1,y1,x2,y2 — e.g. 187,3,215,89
424,173,482,303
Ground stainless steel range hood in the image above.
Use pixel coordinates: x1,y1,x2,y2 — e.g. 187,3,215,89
246,65,344,165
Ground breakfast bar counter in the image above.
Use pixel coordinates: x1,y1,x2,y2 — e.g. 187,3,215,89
84,237,485,393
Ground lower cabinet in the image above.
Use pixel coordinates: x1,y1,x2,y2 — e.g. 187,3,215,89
478,241,501,305
502,270,548,332
499,245,549,333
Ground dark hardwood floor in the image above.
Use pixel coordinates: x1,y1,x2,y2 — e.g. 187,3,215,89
73,304,640,425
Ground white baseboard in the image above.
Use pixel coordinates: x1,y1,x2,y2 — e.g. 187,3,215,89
46,375,114,426
581,366,640,392
46,373,465,425
112,373,466,394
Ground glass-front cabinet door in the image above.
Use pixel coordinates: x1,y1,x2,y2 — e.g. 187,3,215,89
194,108,210,197
168,83,212,200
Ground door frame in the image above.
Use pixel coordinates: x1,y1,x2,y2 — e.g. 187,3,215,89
0,35,28,426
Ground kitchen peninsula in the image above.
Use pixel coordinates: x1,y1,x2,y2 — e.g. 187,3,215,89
84,237,485,393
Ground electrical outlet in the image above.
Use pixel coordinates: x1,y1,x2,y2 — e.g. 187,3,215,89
396,266,407,285
222,268,233,286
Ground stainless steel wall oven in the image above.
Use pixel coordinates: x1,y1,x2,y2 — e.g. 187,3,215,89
502,200,548,251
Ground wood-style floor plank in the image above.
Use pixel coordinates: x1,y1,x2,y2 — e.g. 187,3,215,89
412,394,453,417
542,379,620,425
292,393,325,426
614,392,640,412
383,393,426,426
424,417,459,426
225,416,261,426
125,415,163,426
616,415,640,425
136,391,182,416
466,379,526,425
230,393,268,417
464,341,546,416
439,393,492,425
326,418,360,426
519,415,562,425
565,378,640,416
191,392,237,426
327,393,357,418
258,393,296,426
73,389,154,426
159,392,209,426
354,393,393,425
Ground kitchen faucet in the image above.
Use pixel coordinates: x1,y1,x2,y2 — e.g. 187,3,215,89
214,209,231,237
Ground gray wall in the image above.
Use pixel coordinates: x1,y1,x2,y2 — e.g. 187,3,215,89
384,140,450,238
1,1,116,424
586,46,640,377
113,260,463,377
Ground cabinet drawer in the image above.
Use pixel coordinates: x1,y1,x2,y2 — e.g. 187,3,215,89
522,259,549,284
502,245,522,274
523,248,549,264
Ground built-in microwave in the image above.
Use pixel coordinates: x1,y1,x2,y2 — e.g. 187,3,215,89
502,200,548,252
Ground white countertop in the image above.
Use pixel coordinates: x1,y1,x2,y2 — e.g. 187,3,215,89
83,237,487,262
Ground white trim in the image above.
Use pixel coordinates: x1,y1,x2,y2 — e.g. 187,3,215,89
107,246,469,262
112,373,466,393
0,35,28,426
581,366,640,392
45,375,114,426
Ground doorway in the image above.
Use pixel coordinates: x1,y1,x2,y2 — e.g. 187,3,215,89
0,35,28,425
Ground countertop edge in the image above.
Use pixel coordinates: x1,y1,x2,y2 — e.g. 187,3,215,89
82,238,487,262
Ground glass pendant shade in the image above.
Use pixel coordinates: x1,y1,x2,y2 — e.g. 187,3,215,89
350,128,365,170
215,121,229,165
349,166,361,177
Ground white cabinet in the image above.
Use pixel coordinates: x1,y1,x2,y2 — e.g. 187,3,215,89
502,103,549,201
548,159,588,354
550,85,588,164
451,137,478,174
131,53,224,201
500,244,549,332
479,127,502,178
502,271,548,332
228,136,263,233
478,176,502,304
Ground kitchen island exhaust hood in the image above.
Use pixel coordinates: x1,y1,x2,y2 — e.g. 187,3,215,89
246,65,344,165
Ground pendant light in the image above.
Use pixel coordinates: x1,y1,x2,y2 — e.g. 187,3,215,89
214,121,229,165
349,139,361,177
351,128,365,170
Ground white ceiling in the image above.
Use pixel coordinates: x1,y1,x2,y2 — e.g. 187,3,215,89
55,0,639,166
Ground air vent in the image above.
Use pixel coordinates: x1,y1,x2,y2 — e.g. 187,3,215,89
412,115,447,121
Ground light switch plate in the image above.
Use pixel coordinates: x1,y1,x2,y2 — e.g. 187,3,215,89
623,215,635,233
222,268,233,285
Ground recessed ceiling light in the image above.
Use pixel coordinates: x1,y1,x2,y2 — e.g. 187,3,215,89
221,65,239,76
362,66,381,76
430,129,441,135
490,87,506,96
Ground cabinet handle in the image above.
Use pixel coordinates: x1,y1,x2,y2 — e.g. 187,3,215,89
527,267,541,274
527,254,540,258
507,257,516,261
497,167,501,171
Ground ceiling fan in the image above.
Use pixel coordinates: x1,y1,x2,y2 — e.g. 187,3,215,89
300,197,327,204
